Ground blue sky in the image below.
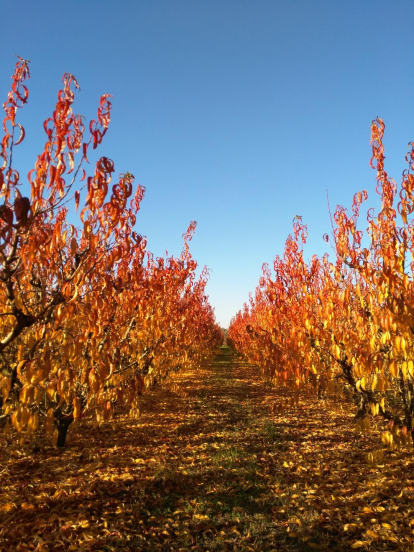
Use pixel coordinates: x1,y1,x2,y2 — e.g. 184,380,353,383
1,1,414,327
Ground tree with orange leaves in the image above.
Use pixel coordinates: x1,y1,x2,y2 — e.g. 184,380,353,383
229,118,414,449
0,57,221,447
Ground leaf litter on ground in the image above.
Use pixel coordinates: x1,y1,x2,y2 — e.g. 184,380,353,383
1,347,414,551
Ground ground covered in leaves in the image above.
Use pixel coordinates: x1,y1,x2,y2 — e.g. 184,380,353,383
1,347,414,551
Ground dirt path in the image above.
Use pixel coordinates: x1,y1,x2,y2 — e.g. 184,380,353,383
1,347,414,551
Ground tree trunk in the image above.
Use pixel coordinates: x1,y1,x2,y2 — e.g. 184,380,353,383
353,394,367,421
55,415,74,448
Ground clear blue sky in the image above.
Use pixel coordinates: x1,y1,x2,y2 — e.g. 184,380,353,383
1,1,414,327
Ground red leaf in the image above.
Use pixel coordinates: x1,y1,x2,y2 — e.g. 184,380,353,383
14,124,25,146
83,142,89,163
75,191,80,212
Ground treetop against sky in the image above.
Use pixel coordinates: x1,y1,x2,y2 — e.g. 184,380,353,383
1,0,413,326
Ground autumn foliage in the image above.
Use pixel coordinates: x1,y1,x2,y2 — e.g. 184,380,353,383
229,117,414,449
0,57,222,447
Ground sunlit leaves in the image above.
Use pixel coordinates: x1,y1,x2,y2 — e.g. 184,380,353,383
0,58,222,447
229,117,414,450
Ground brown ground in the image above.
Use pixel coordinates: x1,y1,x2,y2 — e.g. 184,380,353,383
1,347,414,551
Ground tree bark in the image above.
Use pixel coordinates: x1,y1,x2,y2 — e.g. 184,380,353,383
55,414,74,448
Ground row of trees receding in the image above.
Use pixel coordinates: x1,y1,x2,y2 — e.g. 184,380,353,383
0,57,222,447
229,117,414,450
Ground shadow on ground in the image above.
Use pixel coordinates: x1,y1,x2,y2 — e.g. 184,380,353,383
1,346,414,551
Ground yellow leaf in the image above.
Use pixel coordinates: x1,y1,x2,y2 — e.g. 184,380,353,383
103,401,113,422
381,522,392,529
45,408,54,434
370,403,379,416
351,541,369,549
389,360,398,378
395,336,401,352
73,397,82,420
0,503,16,514
27,412,39,432
20,405,30,428
52,429,59,447
0,376,11,400
344,523,358,531
17,344,25,362
14,293,23,310
20,384,35,405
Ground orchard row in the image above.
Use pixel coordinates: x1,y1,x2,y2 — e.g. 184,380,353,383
229,117,414,449
0,58,222,447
